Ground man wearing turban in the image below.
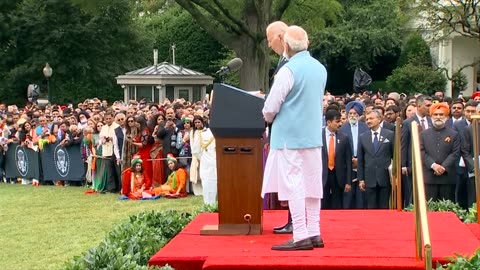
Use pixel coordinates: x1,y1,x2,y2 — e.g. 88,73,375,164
420,102,460,202
340,101,368,209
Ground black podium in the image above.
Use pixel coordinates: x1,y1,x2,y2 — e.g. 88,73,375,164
200,83,265,235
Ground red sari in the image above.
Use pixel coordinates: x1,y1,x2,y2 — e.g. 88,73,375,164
136,128,153,181
121,168,153,200
150,140,165,187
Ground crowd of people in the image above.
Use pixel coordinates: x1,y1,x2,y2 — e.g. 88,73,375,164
0,97,218,205
312,90,480,211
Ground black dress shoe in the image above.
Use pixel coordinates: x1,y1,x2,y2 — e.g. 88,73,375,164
271,238,314,251
273,223,293,234
309,235,324,248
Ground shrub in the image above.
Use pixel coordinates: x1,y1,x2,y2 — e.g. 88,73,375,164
386,63,446,95
404,199,479,223
435,248,480,270
64,210,192,270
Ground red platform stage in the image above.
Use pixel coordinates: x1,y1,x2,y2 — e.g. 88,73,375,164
149,210,480,270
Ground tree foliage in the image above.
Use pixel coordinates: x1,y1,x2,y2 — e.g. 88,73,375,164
397,32,432,67
417,0,480,42
0,0,150,105
311,0,404,71
386,63,447,95
137,1,228,76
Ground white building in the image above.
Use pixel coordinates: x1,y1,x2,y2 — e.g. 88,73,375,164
431,34,480,97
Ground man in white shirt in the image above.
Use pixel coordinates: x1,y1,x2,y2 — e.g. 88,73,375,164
100,110,120,192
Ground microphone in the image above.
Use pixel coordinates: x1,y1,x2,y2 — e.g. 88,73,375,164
216,58,243,75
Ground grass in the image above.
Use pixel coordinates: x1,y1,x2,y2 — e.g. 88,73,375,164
0,183,204,270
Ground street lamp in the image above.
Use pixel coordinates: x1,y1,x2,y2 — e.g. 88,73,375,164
43,63,53,104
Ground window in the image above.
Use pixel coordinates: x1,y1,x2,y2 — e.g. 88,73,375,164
154,88,160,103
166,85,174,102
128,87,135,100
178,89,190,101
476,62,480,91
192,86,202,102
136,86,153,102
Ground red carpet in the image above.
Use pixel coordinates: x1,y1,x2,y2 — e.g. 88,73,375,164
149,210,480,270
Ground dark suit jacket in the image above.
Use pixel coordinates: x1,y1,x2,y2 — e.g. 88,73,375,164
446,117,465,129
357,128,395,188
453,118,469,173
381,121,395,132
461,123,479,173
401,115,432,169
321,130,352,188
420,127,460,185
114,126,124,159
339,121,369,157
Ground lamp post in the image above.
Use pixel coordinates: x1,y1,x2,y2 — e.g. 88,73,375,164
43,63,53,104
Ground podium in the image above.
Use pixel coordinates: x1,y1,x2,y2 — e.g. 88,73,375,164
200,83,265,235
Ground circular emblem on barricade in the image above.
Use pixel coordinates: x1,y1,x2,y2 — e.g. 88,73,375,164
15,146,29,177
54,145,70,177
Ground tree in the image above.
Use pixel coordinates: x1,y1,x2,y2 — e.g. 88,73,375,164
397,32,432,67
386,63,446,95
308,0,404,92
311,0,404,71
417,0,480,42
173,0,342,91
137,2,229,76
0,0,151,104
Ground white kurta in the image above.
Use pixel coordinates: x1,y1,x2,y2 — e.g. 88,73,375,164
262,148,323,200
198,128,217,205
261,66,323,201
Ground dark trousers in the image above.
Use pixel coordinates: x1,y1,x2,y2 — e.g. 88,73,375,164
105,155,119,192
402,174,413,208
425,184,455,202
366,184,391,209
343,171,365,209
455,170,469,209
322,170,344,209
467,177,476,208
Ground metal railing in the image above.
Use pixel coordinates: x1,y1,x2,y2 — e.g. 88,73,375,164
411,122,432,270
391,117,403,210
471,116,480,224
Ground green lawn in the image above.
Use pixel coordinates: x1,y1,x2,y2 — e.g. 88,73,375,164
0,183,203,270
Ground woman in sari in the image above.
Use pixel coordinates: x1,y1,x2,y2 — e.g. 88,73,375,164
121,116,139,172
153,154,188,197
92,121,108,192
150,114,165,187
133,116,153,181
121,155,153,200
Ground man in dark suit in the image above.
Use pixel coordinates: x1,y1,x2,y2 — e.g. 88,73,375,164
454,101,477,209
322,110,352,209
401,95,432,207
114,113,125,167
373,105,395,131
358,110,395,209
340,101,368,209
265,20,292,234
420,103,460,202
445,100,465,129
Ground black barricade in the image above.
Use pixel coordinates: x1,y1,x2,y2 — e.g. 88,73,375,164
5,143,41,179
40,142,84,181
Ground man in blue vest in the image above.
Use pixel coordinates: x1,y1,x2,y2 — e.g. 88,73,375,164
262,25,327,251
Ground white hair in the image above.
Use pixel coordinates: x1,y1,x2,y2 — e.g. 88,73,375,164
283,26,309,52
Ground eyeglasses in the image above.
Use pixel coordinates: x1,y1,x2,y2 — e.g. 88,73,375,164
118,118,125,121
128,120,135,123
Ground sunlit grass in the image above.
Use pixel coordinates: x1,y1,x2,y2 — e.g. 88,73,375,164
0,183,203,270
